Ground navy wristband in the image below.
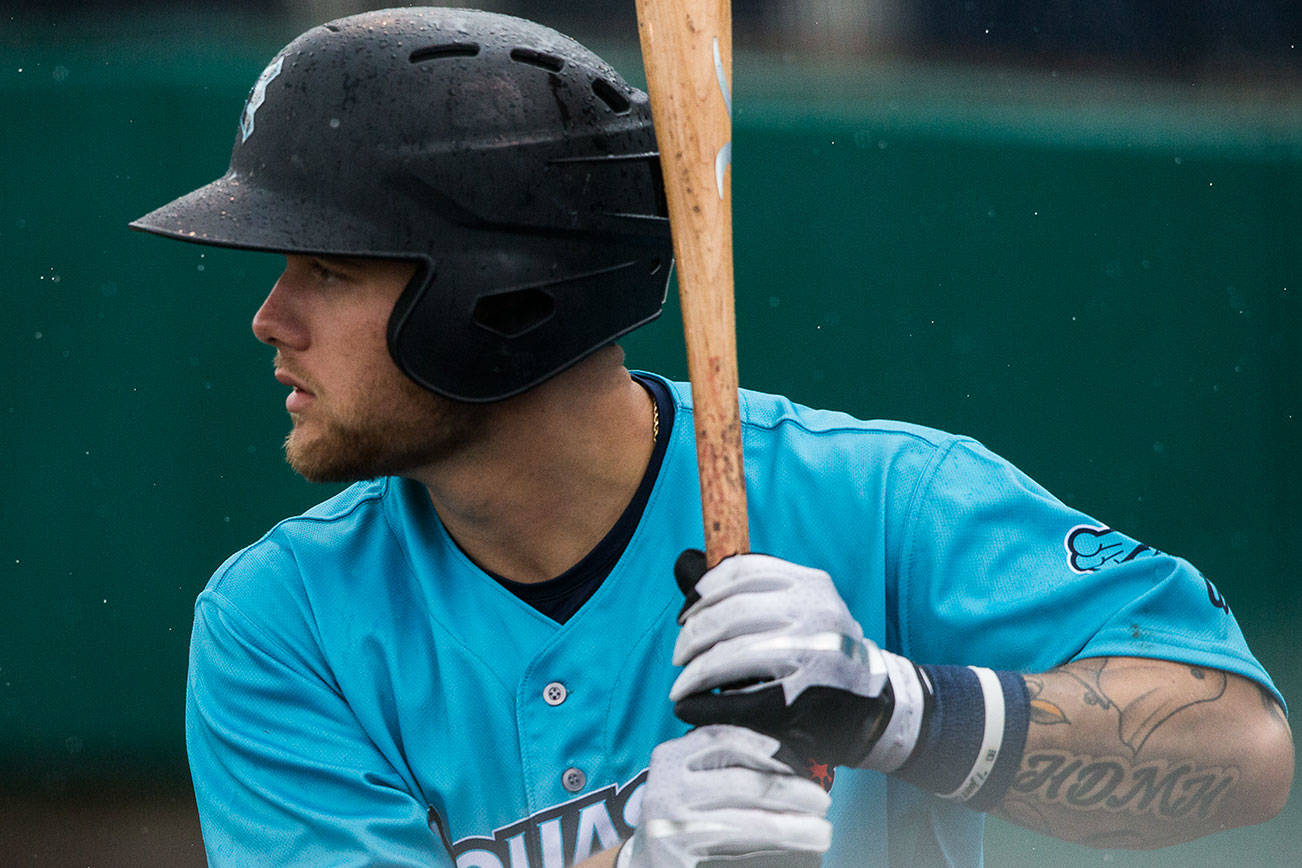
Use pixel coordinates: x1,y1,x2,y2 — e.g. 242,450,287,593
894,665,1029,810
967,670,1030,811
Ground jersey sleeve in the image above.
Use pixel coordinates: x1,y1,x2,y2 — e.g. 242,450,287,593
187,586,449,867
893,437,1281,707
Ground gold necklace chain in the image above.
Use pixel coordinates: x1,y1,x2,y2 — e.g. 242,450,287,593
650,390,660,443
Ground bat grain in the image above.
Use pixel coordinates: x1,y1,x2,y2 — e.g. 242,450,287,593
636,0,748,566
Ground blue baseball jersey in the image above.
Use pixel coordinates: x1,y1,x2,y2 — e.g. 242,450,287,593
187,376,1278,867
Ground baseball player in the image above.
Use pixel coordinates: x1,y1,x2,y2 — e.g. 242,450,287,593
131,8,1291,867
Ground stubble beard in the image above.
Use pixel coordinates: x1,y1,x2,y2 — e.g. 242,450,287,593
284,373,487,484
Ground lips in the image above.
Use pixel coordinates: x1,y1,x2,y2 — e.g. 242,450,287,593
273,364,317,413
274,368,314,396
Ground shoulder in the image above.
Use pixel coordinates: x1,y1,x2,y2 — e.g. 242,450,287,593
649,374,958,447
739,386,951,446
653,374,972,470
645,375,1009,539
200,478,400,618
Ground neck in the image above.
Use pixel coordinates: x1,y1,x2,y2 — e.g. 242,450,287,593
409,350,657,582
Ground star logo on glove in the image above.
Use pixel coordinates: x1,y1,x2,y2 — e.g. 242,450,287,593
806,760,835,792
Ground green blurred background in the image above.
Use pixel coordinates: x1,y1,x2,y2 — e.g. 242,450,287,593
1,1,1297,864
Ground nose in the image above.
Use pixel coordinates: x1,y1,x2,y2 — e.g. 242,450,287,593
252,272,309,350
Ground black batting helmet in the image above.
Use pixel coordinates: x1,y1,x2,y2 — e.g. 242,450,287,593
131,7,672,402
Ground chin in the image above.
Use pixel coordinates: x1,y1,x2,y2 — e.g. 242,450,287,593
284,429,372,483
284,421,430,484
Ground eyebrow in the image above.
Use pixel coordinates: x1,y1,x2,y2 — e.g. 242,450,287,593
313,255,373,269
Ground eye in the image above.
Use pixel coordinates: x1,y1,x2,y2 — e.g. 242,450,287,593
309,259,346,283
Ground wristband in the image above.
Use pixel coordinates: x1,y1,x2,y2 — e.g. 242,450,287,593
894,665,1029,811
941,667,1004,802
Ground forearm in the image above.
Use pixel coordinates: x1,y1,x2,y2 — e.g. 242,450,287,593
989,657,1293,848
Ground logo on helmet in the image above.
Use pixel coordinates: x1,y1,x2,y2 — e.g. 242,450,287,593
240,55,284,143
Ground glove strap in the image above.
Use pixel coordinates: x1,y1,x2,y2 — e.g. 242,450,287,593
860,651,926,772
614,838,635,868
891,664,1029,811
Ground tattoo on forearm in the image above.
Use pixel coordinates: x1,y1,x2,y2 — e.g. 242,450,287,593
1026,677,1071,726
1057,658,1227,757
1011,750,1240,821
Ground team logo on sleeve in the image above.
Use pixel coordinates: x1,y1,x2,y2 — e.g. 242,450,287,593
1064,525,1159,574
434,770,647,868
1064,524,1230,614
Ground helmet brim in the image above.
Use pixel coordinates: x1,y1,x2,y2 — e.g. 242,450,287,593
129,171,411,260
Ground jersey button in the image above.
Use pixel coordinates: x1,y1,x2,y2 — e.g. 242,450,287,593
562,767,587,793
543,681,568,706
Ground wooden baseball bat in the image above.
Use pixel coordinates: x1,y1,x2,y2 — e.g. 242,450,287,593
635,0,748,566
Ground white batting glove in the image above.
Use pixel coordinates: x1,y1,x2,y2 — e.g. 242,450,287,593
669,552,927,773
616,725,831,868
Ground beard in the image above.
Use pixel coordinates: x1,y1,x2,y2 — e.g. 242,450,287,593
282,364,488,484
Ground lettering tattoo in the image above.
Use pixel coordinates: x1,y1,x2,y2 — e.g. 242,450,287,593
1011,750,1240,821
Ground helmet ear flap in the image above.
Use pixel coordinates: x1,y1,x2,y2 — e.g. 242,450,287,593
389,238,669,403
387,259,436,378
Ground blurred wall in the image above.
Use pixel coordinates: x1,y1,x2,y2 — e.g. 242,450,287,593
1,4,1297,865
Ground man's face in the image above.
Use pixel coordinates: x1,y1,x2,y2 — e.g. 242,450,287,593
252,254,487,482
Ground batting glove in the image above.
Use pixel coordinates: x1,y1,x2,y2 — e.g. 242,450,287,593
616,725,831,868
668,551,924,772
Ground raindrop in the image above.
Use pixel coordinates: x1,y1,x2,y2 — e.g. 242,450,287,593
1226,286,1247,313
